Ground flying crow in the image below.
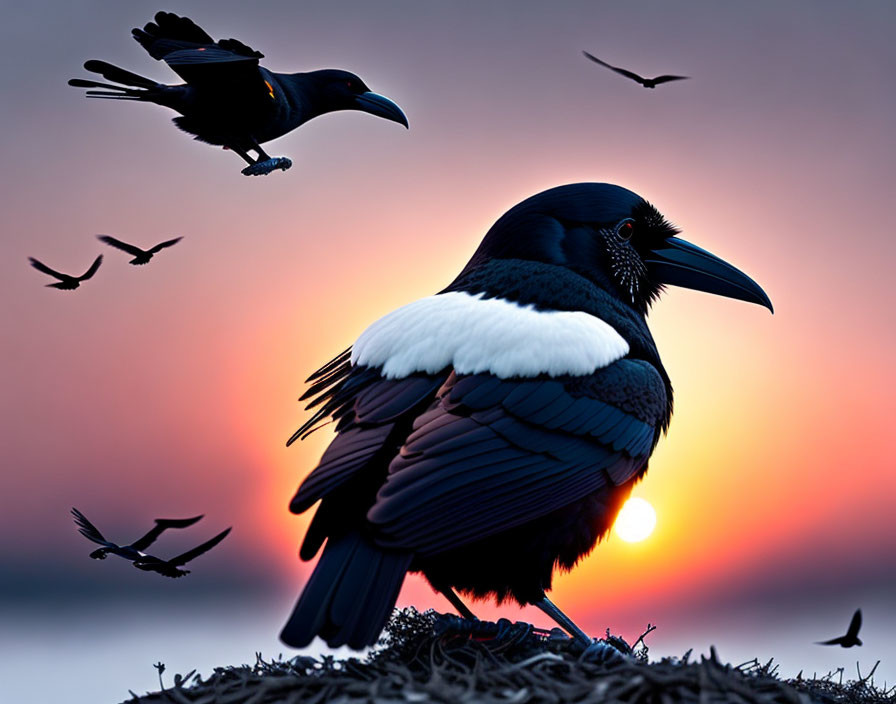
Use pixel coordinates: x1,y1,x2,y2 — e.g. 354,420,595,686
280,182,772,650
98,235,182,265
817,609,863,647
583,51,689,88
29,255,102,290
131,528,232,578
69,11,409,176
72,507,230,577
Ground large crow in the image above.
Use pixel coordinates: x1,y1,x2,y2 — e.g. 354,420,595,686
69,12,409,176
281,183,772,650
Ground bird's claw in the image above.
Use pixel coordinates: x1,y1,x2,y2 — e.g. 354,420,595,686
241,157,292,176
578,638,630,665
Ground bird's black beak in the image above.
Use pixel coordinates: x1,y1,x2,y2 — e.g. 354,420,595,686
354,92,409,128
645,237,773,312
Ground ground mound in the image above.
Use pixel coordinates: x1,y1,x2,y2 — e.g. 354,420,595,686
126,608,893,704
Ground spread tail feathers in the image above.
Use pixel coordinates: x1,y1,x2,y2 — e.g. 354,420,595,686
280,532,411,650
83,60,159,88
69,60,167,102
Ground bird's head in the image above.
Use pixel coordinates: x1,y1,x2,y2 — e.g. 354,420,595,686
460,183,773,315
308,69,408,128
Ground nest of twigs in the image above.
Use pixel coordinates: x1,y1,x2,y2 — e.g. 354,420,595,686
125,608,894,704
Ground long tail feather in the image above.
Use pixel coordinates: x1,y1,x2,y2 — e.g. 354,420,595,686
83,60,158,88
68,78,129,91
280,532,411,650
85,92,144,100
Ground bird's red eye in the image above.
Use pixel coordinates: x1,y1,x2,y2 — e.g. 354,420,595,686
617,220,634,241
346,81,353,88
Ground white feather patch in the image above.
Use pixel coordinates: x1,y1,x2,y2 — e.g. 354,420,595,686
351,291,629,379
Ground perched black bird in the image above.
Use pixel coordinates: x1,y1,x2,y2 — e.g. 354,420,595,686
29,255,102,290
280,183,772,650
72,507,230,578
69,11,409,176
817,609,863,647
98,235,182,265
583,51,689,88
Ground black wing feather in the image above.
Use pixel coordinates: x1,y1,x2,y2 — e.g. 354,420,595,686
650,75,690,84
147,237,183,254
98,236,145,257
161,48,265,95
367,364,665,555
129,514,204,551
846,609,862,638
133,11,216,60
29,257,66,280
289,373,446,512
71,508,113,547
582,51,646,83
167,527,231,566
78,255,103,281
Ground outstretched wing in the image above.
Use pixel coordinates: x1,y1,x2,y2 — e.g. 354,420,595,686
132,11,263,61
147,237,183,254
71,508,113,547
650,75,690,85
132,12,268,99
815,637,844,646
846,609,862,639
167,527,231,566
77,255,103,281
583,51,646,84
129,514,204,551
161,48,272,105
98,235,145,257
367,361,667,556
29,257,66,280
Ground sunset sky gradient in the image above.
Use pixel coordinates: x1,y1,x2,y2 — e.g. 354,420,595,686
2,0,895,696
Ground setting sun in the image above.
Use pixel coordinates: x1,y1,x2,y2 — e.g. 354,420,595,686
614,497,657,543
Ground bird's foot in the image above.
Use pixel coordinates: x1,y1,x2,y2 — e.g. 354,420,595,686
241,157,292,176
434,614,545,644
576,638,631,665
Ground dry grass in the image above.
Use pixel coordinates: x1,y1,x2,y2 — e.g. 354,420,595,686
125,608,895,704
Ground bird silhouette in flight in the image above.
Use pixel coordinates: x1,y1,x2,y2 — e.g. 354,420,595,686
72,507,230,578
583,51,689,89
280,182,772,650
29,255,102,290
97,235,182,265
131,528,232,578
69,11,408,176
817,609,863,647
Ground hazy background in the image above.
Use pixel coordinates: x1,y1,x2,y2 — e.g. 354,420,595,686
2,1,894,701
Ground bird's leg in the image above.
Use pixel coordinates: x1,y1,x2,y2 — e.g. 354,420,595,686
533,593,591,647
229,145,257,166
534,593,628,663
239,140,292,177
438,586,478,620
